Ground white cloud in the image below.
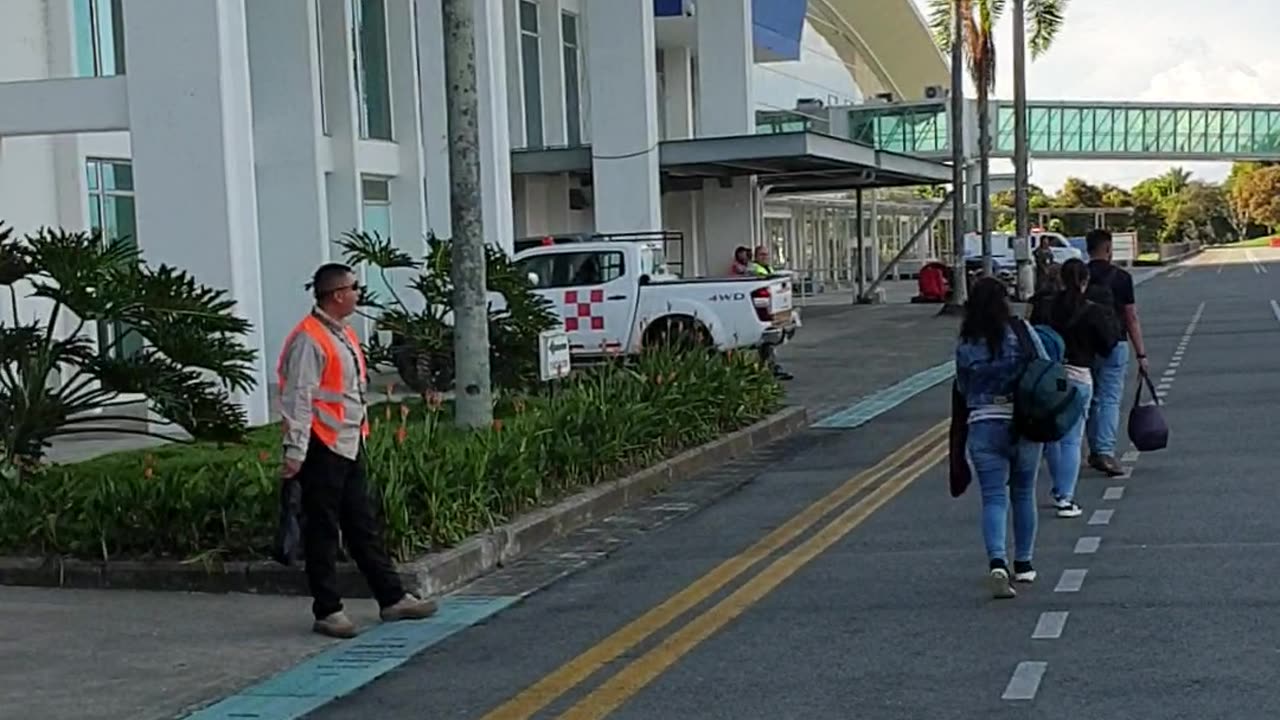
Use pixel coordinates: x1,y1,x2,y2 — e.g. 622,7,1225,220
912,0,1279,191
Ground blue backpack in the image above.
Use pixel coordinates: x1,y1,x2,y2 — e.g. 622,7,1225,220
1011,320,1085,442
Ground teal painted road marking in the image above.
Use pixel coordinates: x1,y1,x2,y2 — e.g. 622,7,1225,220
184,595,518,720
813,361,955,429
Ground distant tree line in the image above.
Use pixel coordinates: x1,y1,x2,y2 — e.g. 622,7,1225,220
986,164,1280,247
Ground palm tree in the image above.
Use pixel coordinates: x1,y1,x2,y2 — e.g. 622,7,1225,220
929,0,1001,278
1012,0,1067,296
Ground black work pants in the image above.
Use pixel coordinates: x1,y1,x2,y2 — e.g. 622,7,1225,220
299,437,404,619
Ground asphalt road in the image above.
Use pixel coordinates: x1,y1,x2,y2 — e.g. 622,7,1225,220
308,247,1280,719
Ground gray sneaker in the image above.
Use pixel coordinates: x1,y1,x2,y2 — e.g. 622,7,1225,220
988,567,1017,599
380,594,438,622
313,611,358,639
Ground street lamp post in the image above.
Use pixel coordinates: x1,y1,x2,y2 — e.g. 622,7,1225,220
946,0,968,312
1013,0,1033,299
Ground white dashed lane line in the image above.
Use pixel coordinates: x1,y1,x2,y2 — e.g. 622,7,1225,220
1002,662,1048,701
1032,612,1070,640
1088,509,1114,526
1055,569,1088,593
1074,537,1102,554
999,301,1202,703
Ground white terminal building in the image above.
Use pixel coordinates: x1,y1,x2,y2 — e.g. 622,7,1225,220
0,0,950,423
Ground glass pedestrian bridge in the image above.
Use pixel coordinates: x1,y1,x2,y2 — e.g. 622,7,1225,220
759,100,1280,161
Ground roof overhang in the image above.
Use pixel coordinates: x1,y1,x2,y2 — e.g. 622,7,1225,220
807,0,948,100
510,132,951,194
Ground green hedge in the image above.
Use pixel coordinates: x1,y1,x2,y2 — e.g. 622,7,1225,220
0,348,782,563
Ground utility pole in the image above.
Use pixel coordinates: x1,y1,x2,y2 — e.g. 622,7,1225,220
946,0,968,312
441,0,493,428
1012,0,1033,299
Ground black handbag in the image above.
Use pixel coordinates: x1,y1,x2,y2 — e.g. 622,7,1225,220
1128,371,1169,452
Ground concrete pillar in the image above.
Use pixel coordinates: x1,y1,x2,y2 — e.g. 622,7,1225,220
476,0,516,253
385,0,428,279
694,0,754,273
245,0,329,372
316,0,362,255
538,0,568,146
661,47,694,140
694,0,753,137
584,0,661,233
415,0,451,238
121,0,268,425
502,0,526,148
659,48,697,270
418,0,515,253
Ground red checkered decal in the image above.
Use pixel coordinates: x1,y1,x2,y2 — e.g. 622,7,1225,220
562,288,606,331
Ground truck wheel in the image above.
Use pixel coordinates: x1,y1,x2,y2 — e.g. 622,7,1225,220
643,316,711,351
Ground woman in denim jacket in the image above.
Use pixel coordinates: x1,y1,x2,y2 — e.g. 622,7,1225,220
955,277,1043,599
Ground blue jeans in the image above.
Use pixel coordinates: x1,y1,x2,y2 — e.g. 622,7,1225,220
967,419,1042,564
1044,379,1094,502
1087,340,1129,457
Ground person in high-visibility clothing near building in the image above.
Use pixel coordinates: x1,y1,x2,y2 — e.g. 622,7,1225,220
278,263,437,638
749,245,793,381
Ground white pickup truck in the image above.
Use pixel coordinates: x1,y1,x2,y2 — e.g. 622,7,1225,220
512,236,798,358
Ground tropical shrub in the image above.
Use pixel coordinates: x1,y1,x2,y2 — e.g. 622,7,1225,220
337,231,559,394
0,222,257,478
0,346,782,562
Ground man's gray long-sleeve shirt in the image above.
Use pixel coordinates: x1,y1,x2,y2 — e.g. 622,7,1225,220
278,308,368,463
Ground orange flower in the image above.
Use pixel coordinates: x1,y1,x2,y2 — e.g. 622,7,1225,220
258,450,271,463
395,426,408,445
491,418,504,432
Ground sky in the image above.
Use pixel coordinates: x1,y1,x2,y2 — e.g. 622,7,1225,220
756,0,1280,192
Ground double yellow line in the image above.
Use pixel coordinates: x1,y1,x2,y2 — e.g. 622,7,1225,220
481,420,950,720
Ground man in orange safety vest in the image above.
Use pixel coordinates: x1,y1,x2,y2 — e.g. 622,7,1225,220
278,263,436,638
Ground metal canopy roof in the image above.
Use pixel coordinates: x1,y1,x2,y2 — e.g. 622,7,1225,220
509,131,951,194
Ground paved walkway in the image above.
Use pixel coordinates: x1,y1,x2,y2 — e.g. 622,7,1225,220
1,255,1197,720
3,287,984,720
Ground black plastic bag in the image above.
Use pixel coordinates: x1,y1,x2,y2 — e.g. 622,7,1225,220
273,478,304,566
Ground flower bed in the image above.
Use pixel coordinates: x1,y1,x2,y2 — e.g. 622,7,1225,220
0,348,781,563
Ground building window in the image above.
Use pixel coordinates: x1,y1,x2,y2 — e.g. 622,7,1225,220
519,0,543,148
353,0,393,140
315,0,329,135
85,159,141,359
73,0,126,77
562,12,582,146
361,176,394,305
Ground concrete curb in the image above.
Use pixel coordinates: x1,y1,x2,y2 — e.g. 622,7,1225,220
0,406,809,597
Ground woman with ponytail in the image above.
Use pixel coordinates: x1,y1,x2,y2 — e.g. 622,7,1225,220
1030,258,1120,517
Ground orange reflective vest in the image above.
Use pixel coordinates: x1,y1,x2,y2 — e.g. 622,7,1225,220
277,314,370,450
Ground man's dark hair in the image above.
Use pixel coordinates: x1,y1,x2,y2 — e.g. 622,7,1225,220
1085,228,1113,257
311,263,354,300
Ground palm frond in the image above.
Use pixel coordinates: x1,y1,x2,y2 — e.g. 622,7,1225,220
926,0,955,51
1025,0,1067,58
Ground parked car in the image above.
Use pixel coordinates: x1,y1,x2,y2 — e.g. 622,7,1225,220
512,233,799,358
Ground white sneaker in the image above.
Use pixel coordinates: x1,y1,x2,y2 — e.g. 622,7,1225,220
1013,564,1038,584
988,568,1017,599
1054,497,1084,518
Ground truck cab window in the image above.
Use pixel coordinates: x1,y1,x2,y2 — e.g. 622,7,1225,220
516,251,625,288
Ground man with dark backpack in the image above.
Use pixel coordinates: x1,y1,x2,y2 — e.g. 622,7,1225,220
1084,229,1149,477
